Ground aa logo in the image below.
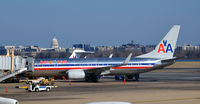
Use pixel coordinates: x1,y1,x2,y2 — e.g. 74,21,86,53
157,40,173,53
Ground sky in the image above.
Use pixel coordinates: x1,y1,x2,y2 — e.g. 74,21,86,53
0,0,199,48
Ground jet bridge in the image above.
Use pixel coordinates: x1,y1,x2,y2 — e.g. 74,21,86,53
0,68,27,82
0,56,34,82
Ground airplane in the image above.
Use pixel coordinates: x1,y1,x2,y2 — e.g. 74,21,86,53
69,49,94,59
25,25,180,82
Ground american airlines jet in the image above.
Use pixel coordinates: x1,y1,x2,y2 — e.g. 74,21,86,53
27,25,180,82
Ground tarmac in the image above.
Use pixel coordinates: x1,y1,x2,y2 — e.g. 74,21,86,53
0,68,200,104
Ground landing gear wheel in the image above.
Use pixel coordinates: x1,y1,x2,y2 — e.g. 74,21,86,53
127,75,133,80
91,75,98,82
46,88,50,92
85,74,99,82
35,88,39,92
115,75,119,80
135,74,140,81
85,77,90,82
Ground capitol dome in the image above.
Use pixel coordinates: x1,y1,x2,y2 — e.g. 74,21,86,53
51,37,59,49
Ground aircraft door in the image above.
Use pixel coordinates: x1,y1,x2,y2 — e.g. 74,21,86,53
26,57,34,72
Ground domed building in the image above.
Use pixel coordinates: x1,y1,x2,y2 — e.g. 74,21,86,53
51,37,59,49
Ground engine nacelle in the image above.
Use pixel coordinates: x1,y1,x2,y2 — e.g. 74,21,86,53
67,69,85,79
0,97,19,104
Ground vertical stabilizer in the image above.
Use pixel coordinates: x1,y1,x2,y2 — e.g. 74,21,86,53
137,25,180,59
69,49,94,59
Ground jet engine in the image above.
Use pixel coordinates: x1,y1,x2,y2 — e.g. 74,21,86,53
0,97,19,104
67,69,85,79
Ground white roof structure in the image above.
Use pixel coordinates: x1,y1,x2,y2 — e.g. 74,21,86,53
51,37,59,49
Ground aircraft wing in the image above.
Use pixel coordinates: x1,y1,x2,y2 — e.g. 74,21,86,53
84,53,132,74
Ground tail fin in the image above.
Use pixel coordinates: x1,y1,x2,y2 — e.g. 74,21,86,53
69,51,78,59
137,25,180,59
69,49,94,59
69,49,85,59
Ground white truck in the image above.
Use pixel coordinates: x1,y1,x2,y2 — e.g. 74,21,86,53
28,84,55,92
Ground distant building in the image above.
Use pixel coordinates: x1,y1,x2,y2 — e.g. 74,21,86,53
0,46,15,55
122,41,140,48
183,43,200,51
72,44,94,51
96,46,113,52
141,45,156,53
120,41,143,53
175,45,183,52
39,36,66,52
84,44,91,51
0,46,7,55
51,37,59,49
73,44,84,49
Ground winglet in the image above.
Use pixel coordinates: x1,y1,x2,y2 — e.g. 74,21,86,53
109,53,113,58
123,53,132,65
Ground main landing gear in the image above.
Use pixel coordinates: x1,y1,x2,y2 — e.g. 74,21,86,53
115,74,140,81
85,74,99,82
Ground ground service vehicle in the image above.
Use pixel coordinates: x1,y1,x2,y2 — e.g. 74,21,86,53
28,84,55,92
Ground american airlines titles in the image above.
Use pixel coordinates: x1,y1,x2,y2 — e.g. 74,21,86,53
40,60,67,64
